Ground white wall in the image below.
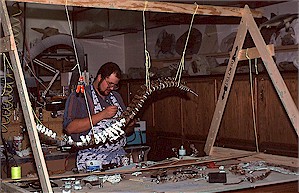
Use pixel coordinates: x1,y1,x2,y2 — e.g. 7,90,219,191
123,1,298,72
124,24,239,71
24,3,126,77
124,32,144,70
22,1,298,75
25,3,70,45
80,37,125,77
260,1,298,19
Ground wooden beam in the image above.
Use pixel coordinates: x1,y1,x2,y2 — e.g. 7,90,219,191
1,182,31,193
152,45,275,64
244,5,299,135
0,35,12,52
204,5,299,156
204,10,248,155
238,44,275,61
0,0,53,192
6,0,262,18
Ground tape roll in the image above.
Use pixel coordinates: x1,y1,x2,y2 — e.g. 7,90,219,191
11,166,21,180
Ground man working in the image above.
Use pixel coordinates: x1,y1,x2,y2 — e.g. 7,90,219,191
63,62,131,171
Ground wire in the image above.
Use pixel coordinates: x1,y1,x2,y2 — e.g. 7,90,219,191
64,2,81,76
32,107,43,125
11,2,23,50
245,49,259,153
138,129,144,145
1,3,22,133
126,132,136,143
1,152,18,176
21,2,26,68
1,54,15,133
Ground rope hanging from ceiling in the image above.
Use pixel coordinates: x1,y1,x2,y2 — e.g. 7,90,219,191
175,3,199,84
64,0,95,138
32,0,198,147
245,49,259,153
143,1,151,89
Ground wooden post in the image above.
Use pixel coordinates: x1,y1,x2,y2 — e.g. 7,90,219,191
0,0,53,192
204,13,248,155
204,5,299,155
243,5,299,135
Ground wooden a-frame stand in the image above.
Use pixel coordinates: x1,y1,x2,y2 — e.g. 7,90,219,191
204,5,299,155
0,0,53,192
0,0,297,192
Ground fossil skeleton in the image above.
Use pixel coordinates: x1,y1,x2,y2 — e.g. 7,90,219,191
36,77,198,147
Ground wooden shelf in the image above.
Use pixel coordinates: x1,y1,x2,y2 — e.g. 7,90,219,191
274,44,299,53
152,44,299,63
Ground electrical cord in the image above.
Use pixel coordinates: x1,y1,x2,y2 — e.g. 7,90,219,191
0,137,10,177
20,2,26,68
11,2,22,49
138,129,144,145
126,129,144,145
1,140,18,177
127,132,136,143
1,3,22,133
1,54,15,133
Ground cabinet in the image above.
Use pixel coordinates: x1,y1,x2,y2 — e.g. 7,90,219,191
257,73,298,156
217,75,257,151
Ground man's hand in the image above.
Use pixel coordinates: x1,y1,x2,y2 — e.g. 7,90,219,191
102,105,118,119
128,118,137,127
125,119,137,136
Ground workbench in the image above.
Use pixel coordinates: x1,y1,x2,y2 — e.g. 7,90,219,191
1,150,75,178
1,147,298,192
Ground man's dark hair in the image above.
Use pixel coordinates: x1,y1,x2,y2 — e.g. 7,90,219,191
96,62,121,79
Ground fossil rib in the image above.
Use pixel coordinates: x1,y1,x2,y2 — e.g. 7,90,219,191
37,77,197,147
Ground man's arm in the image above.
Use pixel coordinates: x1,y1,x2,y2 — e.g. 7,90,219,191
65,105,118,134
111,91,136,135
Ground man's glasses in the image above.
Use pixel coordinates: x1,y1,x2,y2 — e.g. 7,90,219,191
104,79,119,90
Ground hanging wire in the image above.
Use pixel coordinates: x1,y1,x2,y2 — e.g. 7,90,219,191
246,49,259,153
64,0,95,135
175,3,199,84
142,1,151,89
1,54,15,133
11,3,22,49
254,58,259,74
64,3,81,75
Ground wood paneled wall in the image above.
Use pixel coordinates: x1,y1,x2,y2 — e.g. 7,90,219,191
119,72,298,160
257,73,298,156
